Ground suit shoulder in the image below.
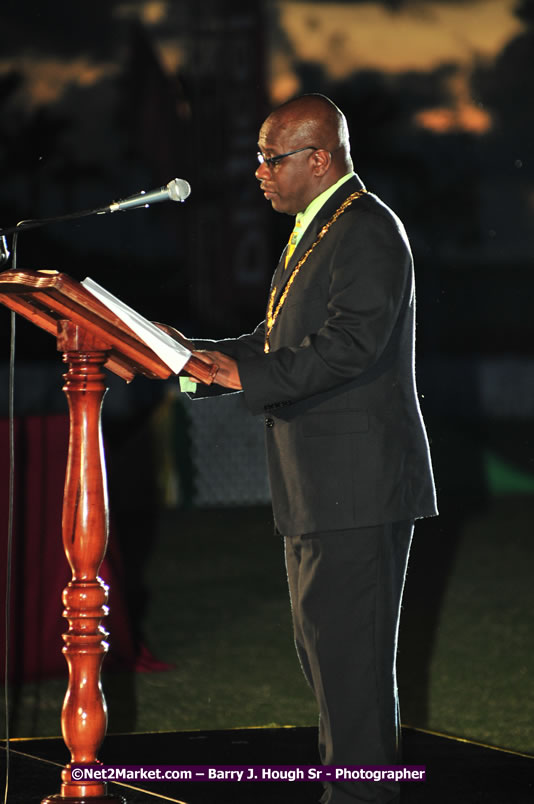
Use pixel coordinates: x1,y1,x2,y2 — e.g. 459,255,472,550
341,191,411,248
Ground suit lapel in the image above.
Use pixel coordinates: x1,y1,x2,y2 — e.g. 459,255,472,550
270,174,366,306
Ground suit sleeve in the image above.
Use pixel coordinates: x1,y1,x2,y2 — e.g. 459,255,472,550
238,209,413,415
193,319,266,359
183,320,266,400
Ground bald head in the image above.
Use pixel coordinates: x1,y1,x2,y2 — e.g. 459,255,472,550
256,94,354,215
266,94,353,176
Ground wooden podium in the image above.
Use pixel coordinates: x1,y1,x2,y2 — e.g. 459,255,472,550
0,269,216,803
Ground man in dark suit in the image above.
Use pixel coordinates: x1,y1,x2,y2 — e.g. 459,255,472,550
179,94,437,803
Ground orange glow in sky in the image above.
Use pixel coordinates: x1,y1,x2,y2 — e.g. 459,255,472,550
415,103,492,134
0,56,120,107
271,0,523,133
414,69,492,134
0,0,525,138
274,0,523,78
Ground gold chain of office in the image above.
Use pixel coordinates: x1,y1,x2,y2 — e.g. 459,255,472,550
264,188,368,353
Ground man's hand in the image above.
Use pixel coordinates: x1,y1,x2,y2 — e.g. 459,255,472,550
199,350,242,390
153,322,195,350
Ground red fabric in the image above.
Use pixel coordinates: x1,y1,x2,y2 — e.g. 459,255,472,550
0,414,167,682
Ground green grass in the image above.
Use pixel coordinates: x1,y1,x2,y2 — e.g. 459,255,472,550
3,499,534,757
401,497,534,753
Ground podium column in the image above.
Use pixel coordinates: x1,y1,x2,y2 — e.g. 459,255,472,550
43,321,124,804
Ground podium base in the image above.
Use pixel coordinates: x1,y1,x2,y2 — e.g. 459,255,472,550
42,795,126,804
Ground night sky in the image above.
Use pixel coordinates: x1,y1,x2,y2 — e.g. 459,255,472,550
2,5,534,767
1,0,533,398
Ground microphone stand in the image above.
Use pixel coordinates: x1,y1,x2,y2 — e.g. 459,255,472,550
0,200,150,271
0,177,190,240
0,177,190,268
0,235,10,265
0,202,117,237
0,203,120,271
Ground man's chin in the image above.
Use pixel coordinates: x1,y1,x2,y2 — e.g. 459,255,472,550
268,197,293,216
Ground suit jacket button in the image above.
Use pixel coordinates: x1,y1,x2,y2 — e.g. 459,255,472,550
265,417,274,428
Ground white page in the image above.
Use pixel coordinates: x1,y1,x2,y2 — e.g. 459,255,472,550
81,277,191,374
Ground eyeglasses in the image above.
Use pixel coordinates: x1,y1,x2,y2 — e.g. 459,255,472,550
256,146,317,169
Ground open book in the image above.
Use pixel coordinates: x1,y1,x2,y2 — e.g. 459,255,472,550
81,277,208,378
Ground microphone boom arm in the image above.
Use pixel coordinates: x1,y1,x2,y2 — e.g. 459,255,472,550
0,177,191,236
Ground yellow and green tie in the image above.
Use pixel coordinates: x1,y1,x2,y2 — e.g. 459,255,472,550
285,218,302,269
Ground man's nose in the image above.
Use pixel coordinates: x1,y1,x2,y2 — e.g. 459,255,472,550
255,161,270,181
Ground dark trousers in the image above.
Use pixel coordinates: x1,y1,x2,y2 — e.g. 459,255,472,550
284,520,414,804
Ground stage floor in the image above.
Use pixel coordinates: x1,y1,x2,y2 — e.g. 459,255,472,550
2,725,533,804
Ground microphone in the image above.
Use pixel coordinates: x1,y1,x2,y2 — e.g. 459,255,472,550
108,178,191,212
0,235,10,263
0,178,192,239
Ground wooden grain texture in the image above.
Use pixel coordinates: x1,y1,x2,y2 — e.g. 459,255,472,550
0,268,217,384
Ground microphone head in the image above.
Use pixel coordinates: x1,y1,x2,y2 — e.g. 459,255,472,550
167,178,191,202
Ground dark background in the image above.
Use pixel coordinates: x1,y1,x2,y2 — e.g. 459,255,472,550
1,0,533,751
1,1,533,422
2,0,533,501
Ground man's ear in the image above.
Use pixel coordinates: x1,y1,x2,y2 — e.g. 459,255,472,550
310,148,332,177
